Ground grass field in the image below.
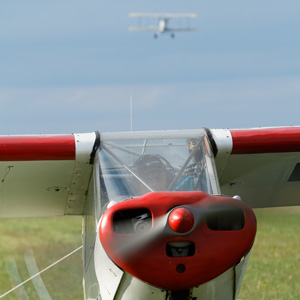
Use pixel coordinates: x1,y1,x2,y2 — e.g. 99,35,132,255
0,216,83,300
239,206,300,300
0,208,300,299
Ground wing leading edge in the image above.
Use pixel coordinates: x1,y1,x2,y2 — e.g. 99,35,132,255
129,26,197,32
129,13,197,18
3,127,299,217
0,133,97,217
211,126,300,208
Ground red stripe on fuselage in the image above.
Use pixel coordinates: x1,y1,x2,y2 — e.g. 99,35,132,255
0,135,75,161
231,127,300,154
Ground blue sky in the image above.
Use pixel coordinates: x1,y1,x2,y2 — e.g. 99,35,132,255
0,0,300,134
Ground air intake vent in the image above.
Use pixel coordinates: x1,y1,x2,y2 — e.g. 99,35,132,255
166,242,195,257
113,208,152,234
206,206,244,230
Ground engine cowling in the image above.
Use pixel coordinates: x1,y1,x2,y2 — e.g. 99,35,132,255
99,191,256,291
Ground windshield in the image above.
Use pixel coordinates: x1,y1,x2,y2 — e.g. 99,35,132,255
98,130,220,203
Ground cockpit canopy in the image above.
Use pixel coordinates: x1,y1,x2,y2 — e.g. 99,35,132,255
99,130,220,203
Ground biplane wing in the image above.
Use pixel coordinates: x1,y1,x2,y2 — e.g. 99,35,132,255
0,133,98,217
129,26,197,32
129,13,197,19
129,26,160,32
211,127,300,208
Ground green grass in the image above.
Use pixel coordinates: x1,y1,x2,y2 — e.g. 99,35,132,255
239,207,300,299
0,208,299,299
0,216,83,300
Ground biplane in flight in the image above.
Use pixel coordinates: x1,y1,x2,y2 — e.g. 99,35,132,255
1,126,300,299
129,13,197,38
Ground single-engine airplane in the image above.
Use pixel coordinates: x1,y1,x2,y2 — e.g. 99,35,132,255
1,126,300,299
129,13,197,39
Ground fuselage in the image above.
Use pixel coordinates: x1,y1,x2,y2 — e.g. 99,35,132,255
82,129,257,300
158,19,167,32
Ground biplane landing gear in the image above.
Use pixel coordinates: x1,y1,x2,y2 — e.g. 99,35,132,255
171,33,175,39
154,33,158,39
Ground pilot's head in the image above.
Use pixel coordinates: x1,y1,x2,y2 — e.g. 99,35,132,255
134,154,169,193
187,138,202,162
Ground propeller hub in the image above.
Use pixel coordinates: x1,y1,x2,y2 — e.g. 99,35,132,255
168,207,194,233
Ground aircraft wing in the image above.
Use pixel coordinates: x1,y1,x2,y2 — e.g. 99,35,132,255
129,26,196,32
211,126,300,208
129,12,197,18
165,28,197,32
2,127,299,217
0,133,98,217
129,26,159,32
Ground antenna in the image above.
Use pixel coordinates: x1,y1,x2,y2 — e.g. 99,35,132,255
130,94,133,132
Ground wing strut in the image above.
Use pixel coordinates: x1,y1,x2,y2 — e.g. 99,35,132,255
0,246,83,299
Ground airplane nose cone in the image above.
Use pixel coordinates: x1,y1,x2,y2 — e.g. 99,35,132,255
168,207,194,233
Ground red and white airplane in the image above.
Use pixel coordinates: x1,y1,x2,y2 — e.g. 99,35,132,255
1,126,300,300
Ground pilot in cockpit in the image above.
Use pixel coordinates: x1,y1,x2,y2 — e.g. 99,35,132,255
133,154,174,195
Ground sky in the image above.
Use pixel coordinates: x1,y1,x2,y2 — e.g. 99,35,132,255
0,0,300,134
